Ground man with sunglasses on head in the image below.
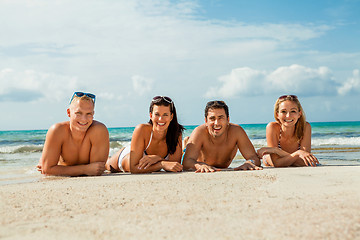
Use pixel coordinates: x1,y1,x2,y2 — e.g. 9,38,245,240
37,92,109,176
182,100,262,173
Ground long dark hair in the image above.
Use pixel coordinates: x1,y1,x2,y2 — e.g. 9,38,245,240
148,96,185,155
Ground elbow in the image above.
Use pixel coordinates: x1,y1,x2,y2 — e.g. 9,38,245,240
182,159,191,170
41,165,53,175
129,165,142,174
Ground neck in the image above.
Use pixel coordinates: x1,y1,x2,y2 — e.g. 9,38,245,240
152,126,168,141
69,126,87,142
281,124,296,138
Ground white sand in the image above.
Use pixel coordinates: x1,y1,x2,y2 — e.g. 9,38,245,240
1,166,359,240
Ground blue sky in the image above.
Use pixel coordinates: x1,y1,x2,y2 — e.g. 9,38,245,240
0,0,359,130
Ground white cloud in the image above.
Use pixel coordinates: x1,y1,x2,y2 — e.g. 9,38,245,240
205,67,265,98
337,69,360,95
205,64,341,98
0,68,78,102
132,75,153,95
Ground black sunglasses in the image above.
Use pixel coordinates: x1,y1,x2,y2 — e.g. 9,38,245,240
152,96,173,104
206,100,226,107
70,92,96,104
278,95,298,100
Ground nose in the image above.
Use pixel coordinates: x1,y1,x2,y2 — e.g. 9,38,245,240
286,112,290,117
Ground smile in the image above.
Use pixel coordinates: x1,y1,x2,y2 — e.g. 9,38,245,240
157,122,165,126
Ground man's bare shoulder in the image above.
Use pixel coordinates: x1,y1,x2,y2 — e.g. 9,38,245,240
228,123,245,133
48,121,70,135
189,124,207,138
88,120,108,132
87,120,109,140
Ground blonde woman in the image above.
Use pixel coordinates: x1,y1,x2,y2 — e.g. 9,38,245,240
257,95,319,167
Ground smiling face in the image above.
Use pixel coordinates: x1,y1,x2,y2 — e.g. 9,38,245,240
67,98,94,132
276,100,301,127
205,108,229,138
150,105,173,132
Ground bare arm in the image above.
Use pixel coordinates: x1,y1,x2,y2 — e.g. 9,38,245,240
137,134,183,172
182,126,217,172
89,122,110,163
233,125,262,170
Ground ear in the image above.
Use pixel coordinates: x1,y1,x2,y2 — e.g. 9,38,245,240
67,108,71,117
170,113,173,122
149,111,153,119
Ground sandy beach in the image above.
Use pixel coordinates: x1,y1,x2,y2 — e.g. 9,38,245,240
1,166,359,240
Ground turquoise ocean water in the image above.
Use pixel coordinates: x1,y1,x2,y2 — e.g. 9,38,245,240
0,121,359,185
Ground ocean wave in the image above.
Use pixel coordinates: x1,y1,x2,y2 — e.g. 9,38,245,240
312,137,360,146
0,145,43,154
250,137,360,147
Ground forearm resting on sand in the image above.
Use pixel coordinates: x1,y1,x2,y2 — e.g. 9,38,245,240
267,150,319,167
131,160,183,173
40,162,105,176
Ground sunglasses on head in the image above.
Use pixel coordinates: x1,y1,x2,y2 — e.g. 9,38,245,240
278,95,298,100
207,100,226,106
152,96,173,104
69,92,96,104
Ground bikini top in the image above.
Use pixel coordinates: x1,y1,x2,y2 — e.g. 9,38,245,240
278,128,301,150
144,131,170,160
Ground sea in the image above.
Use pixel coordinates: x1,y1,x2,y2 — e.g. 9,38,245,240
1,121,359,185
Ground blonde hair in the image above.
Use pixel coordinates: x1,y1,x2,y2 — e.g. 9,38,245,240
274,95,306,141
70,95,95,106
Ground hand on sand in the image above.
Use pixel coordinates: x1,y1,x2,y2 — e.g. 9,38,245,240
161,161,183,172
234,162,263,171
138,155,162,169
195,164,220,173
36,163,42,173
297,150,319,167
86,162,106,176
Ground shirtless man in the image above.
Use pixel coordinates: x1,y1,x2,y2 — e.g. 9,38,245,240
182,100,262,173
38,92,109,176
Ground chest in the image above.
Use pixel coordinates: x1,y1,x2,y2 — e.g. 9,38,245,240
279,137,300,153
145,139,168,158
200,140,238,167
59,138,92,165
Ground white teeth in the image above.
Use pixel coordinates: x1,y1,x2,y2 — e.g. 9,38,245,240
158,123,165,126
214,127,221,130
